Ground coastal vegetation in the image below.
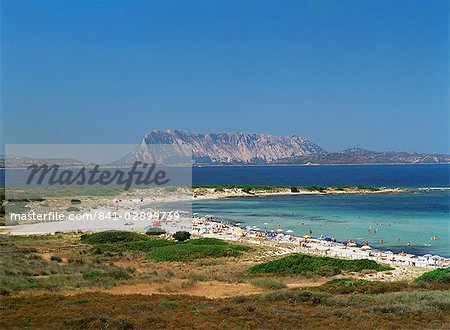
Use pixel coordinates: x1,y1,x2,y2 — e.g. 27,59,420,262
80,231,150,244
80,231,251,262
415,267,450,283
0,241,135,295
172,231,191,242
247,254,392,276
147,243,250,262
0,233,448,329
1,289,448,329
194,184,383,193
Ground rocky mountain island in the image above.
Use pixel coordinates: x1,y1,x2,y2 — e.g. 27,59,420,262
129,129,450,165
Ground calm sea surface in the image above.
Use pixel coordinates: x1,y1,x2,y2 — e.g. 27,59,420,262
192,164,450,188
1,165,449,256
191,165,450,257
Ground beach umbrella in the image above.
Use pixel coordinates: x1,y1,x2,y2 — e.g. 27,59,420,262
324,237,333,242
286,230,294,233
361,245,371,250
423,254,433,259
385,251,394,255
431,255,441,260
303,235,311,238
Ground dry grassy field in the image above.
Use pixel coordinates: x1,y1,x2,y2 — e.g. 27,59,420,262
0,232,449,329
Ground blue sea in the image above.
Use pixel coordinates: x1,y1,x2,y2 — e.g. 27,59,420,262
1,164,449,257
192,164,450,257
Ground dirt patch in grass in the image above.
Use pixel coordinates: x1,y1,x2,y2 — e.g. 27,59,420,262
61,280,263,299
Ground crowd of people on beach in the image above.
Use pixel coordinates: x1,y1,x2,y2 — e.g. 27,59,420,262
192,215,450,269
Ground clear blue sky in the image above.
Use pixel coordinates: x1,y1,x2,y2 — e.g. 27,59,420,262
1,0,448,154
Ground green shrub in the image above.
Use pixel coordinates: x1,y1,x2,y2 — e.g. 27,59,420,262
82,271,101,279
247,254,392,276
301,186,327,192
290,187,299,193
187,238,228,245
147,244,247,262
316,265,341,277
172,231,191,242
0,241,135,293
415,268,450,284
89,243,127,255
70,199,82,204
81,231,150,244
126,239,175,251
357,185,380,191
371,290,450,313
145,228,166,236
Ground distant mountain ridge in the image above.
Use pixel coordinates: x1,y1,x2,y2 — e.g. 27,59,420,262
132,129,324,164
131,129,450,165
2,130,448,167
273,147,450,165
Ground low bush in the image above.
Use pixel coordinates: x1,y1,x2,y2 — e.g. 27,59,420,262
247,254,392,276
0,242,136,293
147,242,249,262
81,231,150,244
126,239,176,251
187,237,229,245
89,243,127,255
357,185,380,191
145,228,166,236
370,290,450,314
172,231,191,242
301,186,327,192
415,268,450,284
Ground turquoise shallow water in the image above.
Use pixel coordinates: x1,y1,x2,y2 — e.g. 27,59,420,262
193,191,450,257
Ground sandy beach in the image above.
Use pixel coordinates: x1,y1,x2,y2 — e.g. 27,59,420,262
4,187,449,272
192,216,450,270
193,186,406,199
